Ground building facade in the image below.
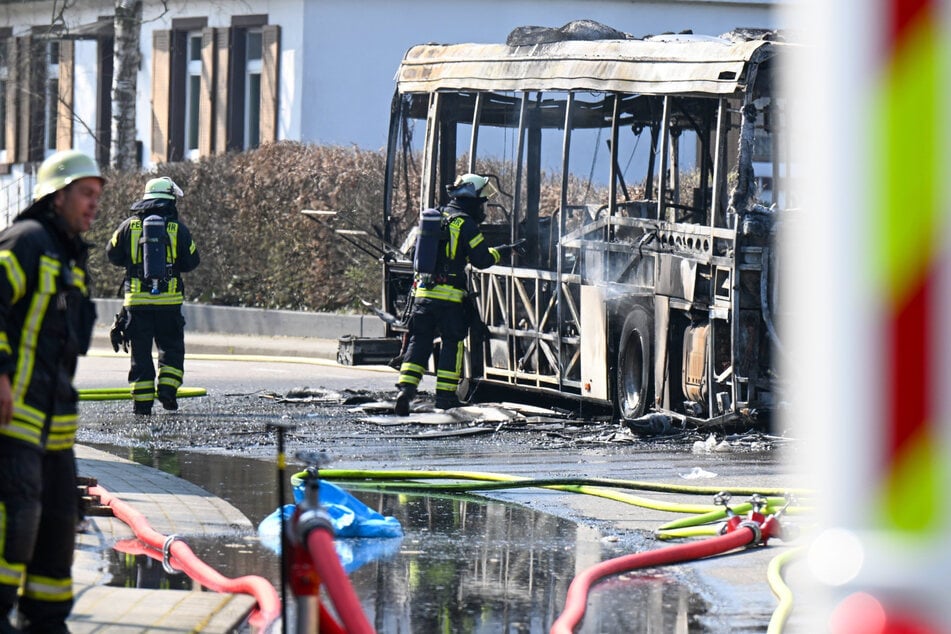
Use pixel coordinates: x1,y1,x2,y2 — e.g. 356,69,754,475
0,0,780,221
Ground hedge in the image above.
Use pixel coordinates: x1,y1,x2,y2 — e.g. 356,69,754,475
87,142,398,313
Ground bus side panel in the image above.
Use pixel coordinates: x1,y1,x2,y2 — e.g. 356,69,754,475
579,285,609,400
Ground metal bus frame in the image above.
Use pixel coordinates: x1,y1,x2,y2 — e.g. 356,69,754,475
377,28,792,428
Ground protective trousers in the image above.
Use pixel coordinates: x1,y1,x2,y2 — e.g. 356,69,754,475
127,306,186,409
0,444,77,633
397,298,468,399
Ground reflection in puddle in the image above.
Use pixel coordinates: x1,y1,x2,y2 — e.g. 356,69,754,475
103,533,280,593
90,445,709,633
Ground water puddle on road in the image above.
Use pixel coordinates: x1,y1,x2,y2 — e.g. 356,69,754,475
89,444,711,633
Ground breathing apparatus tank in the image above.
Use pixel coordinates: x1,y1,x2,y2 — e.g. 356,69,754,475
141,214,168,295
413,208,443,281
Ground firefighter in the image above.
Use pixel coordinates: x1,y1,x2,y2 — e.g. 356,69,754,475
0,149,103,632
395,173,524,415
107,177,200,415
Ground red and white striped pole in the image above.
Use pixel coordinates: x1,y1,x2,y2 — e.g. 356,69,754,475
788,0,951,631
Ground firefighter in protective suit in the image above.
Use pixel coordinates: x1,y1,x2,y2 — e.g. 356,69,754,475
107,177,200,415
0,150,103,632
395,174,524,415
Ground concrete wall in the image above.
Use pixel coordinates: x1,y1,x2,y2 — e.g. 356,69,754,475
94,299,385,339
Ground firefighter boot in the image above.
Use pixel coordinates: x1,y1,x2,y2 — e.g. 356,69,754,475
157,389,178,411
435,391,462,410
133,401,153,416
0,589,17,634
395,385,416,417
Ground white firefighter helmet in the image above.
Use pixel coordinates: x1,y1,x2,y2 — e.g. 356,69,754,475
143,176,184,200
447,173,499,200
32,150,104,201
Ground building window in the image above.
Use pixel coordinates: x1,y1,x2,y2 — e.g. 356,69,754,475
0,28,84,166
151,18,209,163
244,29,262,150
184,32,202,159
222,19,278,153
152,17,278,164
0,38,7,160
44,41,60,156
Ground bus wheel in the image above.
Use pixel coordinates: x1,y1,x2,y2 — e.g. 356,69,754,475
616,306,654,420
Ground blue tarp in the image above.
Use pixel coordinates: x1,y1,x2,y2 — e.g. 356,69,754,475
257,479,403,573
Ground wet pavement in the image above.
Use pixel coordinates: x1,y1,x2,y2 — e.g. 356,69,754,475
74,339,815,633
79,444,716,633
71,444,261,633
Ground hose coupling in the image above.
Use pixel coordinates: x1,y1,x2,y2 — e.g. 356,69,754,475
162,534,184,574
294,506,335,542
760,515,782,543
737,520,763,545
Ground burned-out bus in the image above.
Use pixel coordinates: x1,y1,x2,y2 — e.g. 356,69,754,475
368,23,792,428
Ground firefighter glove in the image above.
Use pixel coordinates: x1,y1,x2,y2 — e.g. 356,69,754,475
110,309,130,353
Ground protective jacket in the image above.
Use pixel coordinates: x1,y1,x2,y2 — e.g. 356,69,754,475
106,198,200,307
398,198,500,403
413,198,500,304
0,205,95,451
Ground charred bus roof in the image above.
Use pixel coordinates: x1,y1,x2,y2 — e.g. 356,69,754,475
395,29,786,97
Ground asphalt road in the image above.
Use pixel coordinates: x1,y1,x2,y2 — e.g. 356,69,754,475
74,348,817,633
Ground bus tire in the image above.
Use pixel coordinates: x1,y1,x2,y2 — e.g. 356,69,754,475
616,306,654,420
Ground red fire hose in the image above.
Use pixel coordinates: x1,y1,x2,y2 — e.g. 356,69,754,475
90,484,282,632
314,605,347,634
550,517,780,634
305,526,376,634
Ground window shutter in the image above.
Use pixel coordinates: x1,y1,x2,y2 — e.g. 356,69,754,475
151,30,170,164
56,39,73,151
214,28,230,154
25,36,52,163
96,33,115,168
198,28,214,156
26,37,47,162
260,24,280,143
15,36,33,162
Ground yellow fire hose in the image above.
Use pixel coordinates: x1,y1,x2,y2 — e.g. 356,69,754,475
78,387,207,401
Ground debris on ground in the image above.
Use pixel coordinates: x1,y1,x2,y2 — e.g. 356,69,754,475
357,404,516,425
243,387,785,450
692,434,734,453
679,467,718,480
621,413,674,436
258,386,379,404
